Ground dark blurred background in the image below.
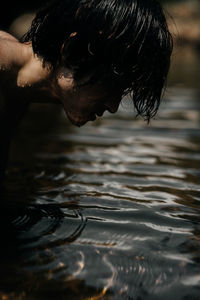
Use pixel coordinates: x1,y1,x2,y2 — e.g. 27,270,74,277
0,1,46,30
0,0,200,39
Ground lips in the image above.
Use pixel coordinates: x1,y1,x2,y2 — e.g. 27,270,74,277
90,109,105,119
95,107,107,117
89,114,96,121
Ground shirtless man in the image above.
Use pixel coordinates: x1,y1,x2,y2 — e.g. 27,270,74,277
0,0,173,180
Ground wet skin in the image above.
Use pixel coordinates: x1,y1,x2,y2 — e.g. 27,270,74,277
0,30,122,180
0,31,122,127
54,68,121,126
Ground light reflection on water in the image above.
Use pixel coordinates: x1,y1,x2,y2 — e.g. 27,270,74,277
1,55,200,299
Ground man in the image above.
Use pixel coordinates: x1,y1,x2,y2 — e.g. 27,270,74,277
0,0,173,180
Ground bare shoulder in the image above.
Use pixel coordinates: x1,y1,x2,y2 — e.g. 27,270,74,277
0,31,18,42
0,31,56,104
0,31,32,74
0,31,19,72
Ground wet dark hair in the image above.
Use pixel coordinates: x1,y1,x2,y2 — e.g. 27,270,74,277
22,0,173,121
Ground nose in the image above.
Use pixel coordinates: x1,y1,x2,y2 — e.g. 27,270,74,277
104,102,120,113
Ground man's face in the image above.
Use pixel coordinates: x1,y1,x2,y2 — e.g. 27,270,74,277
54,68,122,127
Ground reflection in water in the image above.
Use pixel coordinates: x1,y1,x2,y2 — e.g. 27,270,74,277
1,49,200,299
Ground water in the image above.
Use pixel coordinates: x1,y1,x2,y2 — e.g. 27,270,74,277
1,48,200,299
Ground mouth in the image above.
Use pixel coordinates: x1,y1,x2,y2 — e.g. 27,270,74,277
90,114,97,121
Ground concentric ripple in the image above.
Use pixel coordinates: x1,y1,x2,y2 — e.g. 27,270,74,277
11,204,87,251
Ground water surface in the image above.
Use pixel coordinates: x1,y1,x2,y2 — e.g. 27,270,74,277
0,47,200,300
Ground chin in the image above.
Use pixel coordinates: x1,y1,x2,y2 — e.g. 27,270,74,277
66,112,96,127
74,120,88,127
66,114,88,127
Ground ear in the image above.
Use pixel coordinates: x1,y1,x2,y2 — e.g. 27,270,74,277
56,67,74,90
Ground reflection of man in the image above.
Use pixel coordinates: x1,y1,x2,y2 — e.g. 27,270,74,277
0,0,173,180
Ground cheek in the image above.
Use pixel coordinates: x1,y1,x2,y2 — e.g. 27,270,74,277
55,78,76,109
59,88,85,117
56,80,103,114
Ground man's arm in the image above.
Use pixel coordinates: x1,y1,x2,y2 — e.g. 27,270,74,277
0,31,60,182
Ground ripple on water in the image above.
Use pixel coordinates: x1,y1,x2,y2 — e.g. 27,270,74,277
0,87,200,299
